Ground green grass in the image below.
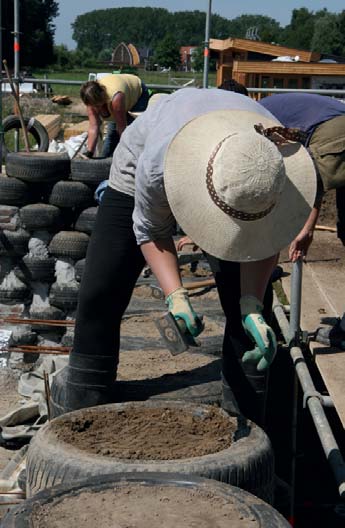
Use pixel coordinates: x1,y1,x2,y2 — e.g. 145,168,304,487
32,69,217,97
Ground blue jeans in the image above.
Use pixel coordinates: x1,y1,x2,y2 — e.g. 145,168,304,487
101,82,150,157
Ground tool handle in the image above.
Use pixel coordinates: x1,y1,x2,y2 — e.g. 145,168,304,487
183,278,215,290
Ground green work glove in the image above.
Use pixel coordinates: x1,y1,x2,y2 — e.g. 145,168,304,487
240,295,277,372
166,287,204,338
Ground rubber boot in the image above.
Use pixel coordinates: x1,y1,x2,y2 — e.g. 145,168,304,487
315,313,345,348
50,353,117,416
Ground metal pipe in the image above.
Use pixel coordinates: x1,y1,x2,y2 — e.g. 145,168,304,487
13,0,20,151
13,0,19,80
289,259,303,340
273,302,345,498
13,79,345,96
203,0,212,88
289,259,303,523
0,0,3,164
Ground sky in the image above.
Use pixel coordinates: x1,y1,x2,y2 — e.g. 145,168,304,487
54,0,345,49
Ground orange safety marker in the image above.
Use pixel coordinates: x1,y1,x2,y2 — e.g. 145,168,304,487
14,42,20,52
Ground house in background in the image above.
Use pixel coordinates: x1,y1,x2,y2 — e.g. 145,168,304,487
180,46,198,72
210,37,345,97
111,42,140,67
110,43,154,70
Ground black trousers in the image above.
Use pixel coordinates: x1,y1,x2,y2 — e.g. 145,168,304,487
73,186,271,423
206,255,272,425
73,187,145,370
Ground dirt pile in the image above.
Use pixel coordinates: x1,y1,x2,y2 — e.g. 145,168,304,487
31,485,258,528
53,405,235,460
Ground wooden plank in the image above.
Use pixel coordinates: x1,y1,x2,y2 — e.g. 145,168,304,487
35,114,61,140
310,342,345,429
210,37,318,62
64,120,89,140
233,60,345,76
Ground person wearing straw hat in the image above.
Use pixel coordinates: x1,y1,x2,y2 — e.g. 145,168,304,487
53,87,316,422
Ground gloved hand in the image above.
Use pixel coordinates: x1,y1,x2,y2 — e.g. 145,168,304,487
240,295,277,371
166,287,204,338
84,150,94,159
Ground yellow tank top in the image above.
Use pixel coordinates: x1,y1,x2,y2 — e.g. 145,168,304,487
99,74,142,116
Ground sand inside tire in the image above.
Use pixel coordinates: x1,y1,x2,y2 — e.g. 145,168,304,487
30,484,259,528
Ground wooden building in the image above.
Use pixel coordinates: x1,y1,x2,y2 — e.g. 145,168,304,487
210,37,345,96
111,42,140,66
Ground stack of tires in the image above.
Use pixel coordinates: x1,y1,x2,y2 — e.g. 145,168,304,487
0,152,111,350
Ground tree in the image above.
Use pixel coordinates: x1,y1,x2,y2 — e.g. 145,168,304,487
227,15,281,43
153,35,181,70
71,7,240,54
72,8,170,55
311,13,343,55
2,0,59,68
53,45,74,69
280,8,316,50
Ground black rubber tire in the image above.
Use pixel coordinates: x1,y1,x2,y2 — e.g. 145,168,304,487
3,473,290,528
75,206,98,234
2,115,49,159
14,256,56,282
0,229,30,257
29,306,65,331
70,157,112,185
6,152,70,183
49,283,79,311
49,180,94,208
19,203,61,231
0,175,30,205
0,283,31,303
26,400,274,504
74,258,85,282
49,231,89,260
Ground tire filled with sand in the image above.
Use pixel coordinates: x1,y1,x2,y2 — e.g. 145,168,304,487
26,401,275,503
3,474,290,528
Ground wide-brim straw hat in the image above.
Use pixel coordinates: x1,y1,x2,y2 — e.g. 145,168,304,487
164,109,316,262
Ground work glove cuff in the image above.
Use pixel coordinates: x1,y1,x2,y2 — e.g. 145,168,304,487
240,295,263,316
165,287,189,308
166,287,203,338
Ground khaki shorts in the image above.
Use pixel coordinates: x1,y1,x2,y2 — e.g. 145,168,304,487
309,114,345,191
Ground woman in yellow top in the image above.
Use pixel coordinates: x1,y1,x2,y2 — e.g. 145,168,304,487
80,73,150,157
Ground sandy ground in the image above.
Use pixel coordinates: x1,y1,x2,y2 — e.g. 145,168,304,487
0,369,27,471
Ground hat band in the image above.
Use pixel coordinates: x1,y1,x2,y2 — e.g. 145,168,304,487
206,135,275,222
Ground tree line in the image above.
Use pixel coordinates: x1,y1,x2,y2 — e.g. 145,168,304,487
71,7,345,58
2,4,345,69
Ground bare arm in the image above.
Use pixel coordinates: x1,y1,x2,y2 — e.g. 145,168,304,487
241,254,279,303
86,106,101,154
110,92,127,137
288,205,320,262
140,238,182,296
